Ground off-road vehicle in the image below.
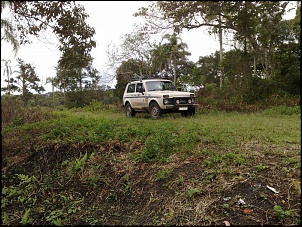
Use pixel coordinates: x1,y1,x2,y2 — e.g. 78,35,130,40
122,76,198,119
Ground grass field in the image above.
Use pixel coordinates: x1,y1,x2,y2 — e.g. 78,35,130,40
1,106,301,225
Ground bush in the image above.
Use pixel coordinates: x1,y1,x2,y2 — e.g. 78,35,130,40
1,95,54,128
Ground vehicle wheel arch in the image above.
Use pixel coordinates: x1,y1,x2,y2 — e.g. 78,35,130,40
125,102,136,117
124,100,130,107
148,100,158,108
149,100,162,120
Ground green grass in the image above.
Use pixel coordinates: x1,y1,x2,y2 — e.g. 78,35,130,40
37,108,300,151
1,105,301,225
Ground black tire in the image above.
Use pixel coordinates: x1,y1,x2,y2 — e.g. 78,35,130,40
125,103,136,117
149,102,162,120
181,108,195,117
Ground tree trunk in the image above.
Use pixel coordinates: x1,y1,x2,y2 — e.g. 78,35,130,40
173,55,177,84
219,18,224,89
52,84,55,109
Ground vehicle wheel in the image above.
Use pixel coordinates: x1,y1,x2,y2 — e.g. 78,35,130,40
149,102,162,120
181,108,195,117
125,103,136,117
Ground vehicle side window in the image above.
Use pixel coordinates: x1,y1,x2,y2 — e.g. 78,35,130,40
127,84,135,93
136,83,144,92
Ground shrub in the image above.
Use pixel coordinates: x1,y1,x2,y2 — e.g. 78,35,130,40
1,95,54,128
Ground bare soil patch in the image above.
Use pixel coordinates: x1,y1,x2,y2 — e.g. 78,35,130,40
2,142,300,225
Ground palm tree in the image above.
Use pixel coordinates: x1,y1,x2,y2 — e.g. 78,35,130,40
45,77,58,108
1,59,12,95
161,34,189,84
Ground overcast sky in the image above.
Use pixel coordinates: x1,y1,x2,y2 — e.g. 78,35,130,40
1,1,297,93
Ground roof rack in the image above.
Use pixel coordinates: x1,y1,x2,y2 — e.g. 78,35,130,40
129,74,172,82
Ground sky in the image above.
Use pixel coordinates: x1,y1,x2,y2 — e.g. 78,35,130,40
1,1,297,93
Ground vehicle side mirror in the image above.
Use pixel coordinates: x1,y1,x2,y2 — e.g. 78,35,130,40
177,87,182,91
139,87,145,93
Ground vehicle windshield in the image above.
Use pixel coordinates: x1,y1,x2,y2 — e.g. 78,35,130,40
145,81,177,91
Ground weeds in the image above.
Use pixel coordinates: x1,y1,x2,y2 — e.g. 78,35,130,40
1,106,300,225
188,188,202,198
74,152,88,171
156,168,174,181
21,208,32,225
274,205,297,221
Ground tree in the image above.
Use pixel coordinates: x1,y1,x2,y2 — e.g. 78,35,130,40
135,1,229,87
272,17,300,96
1,59,13,95
195,53,220,87
45,76,58,108
292,2,301,44
115,59,147,100
161,33,190,83
11,58,45,102
1,1,19,55
82,63,101,90
106,31,156,80
135,1,291,79
151,44,170,77
55,4,96,92
1,1,75,45
2,1,98,95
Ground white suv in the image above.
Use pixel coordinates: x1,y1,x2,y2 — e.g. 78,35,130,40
122,77,198,119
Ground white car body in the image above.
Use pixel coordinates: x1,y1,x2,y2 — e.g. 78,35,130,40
122,77,198,119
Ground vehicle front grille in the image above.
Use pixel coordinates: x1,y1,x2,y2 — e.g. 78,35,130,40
175,98,191,104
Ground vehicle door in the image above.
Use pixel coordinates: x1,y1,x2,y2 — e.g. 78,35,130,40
132,82,148,109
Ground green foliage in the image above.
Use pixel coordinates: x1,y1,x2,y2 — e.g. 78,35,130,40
274,42,300,96
256,165,269,171
2,1,75,45
202,151,223,168
46,210,63,226
115,59,148,100
65,91,93,108
3,2,97,94
1,59,15,95
143,133,174,162
261,106,301,116
1,95,56,128
123,174,132,193
292,180,301,195
156,168,173,181
274,205,297,221
1,174,37,225
82,99,121,113
21,208,32,225
129,123,202,163
10,58,45,99
225,152,246,165
188,188,202,198
1,105,300,225
73,152,88,171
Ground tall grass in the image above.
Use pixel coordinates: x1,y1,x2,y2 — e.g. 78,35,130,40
2,103,300,163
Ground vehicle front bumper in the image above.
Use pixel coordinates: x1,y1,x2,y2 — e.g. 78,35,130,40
163,104,199,110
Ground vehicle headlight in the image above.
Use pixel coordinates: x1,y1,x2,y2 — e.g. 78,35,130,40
176,100,180,104
188,99,192,104
163,99,169,105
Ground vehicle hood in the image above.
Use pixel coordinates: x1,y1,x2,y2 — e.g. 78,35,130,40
147,90,193,97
